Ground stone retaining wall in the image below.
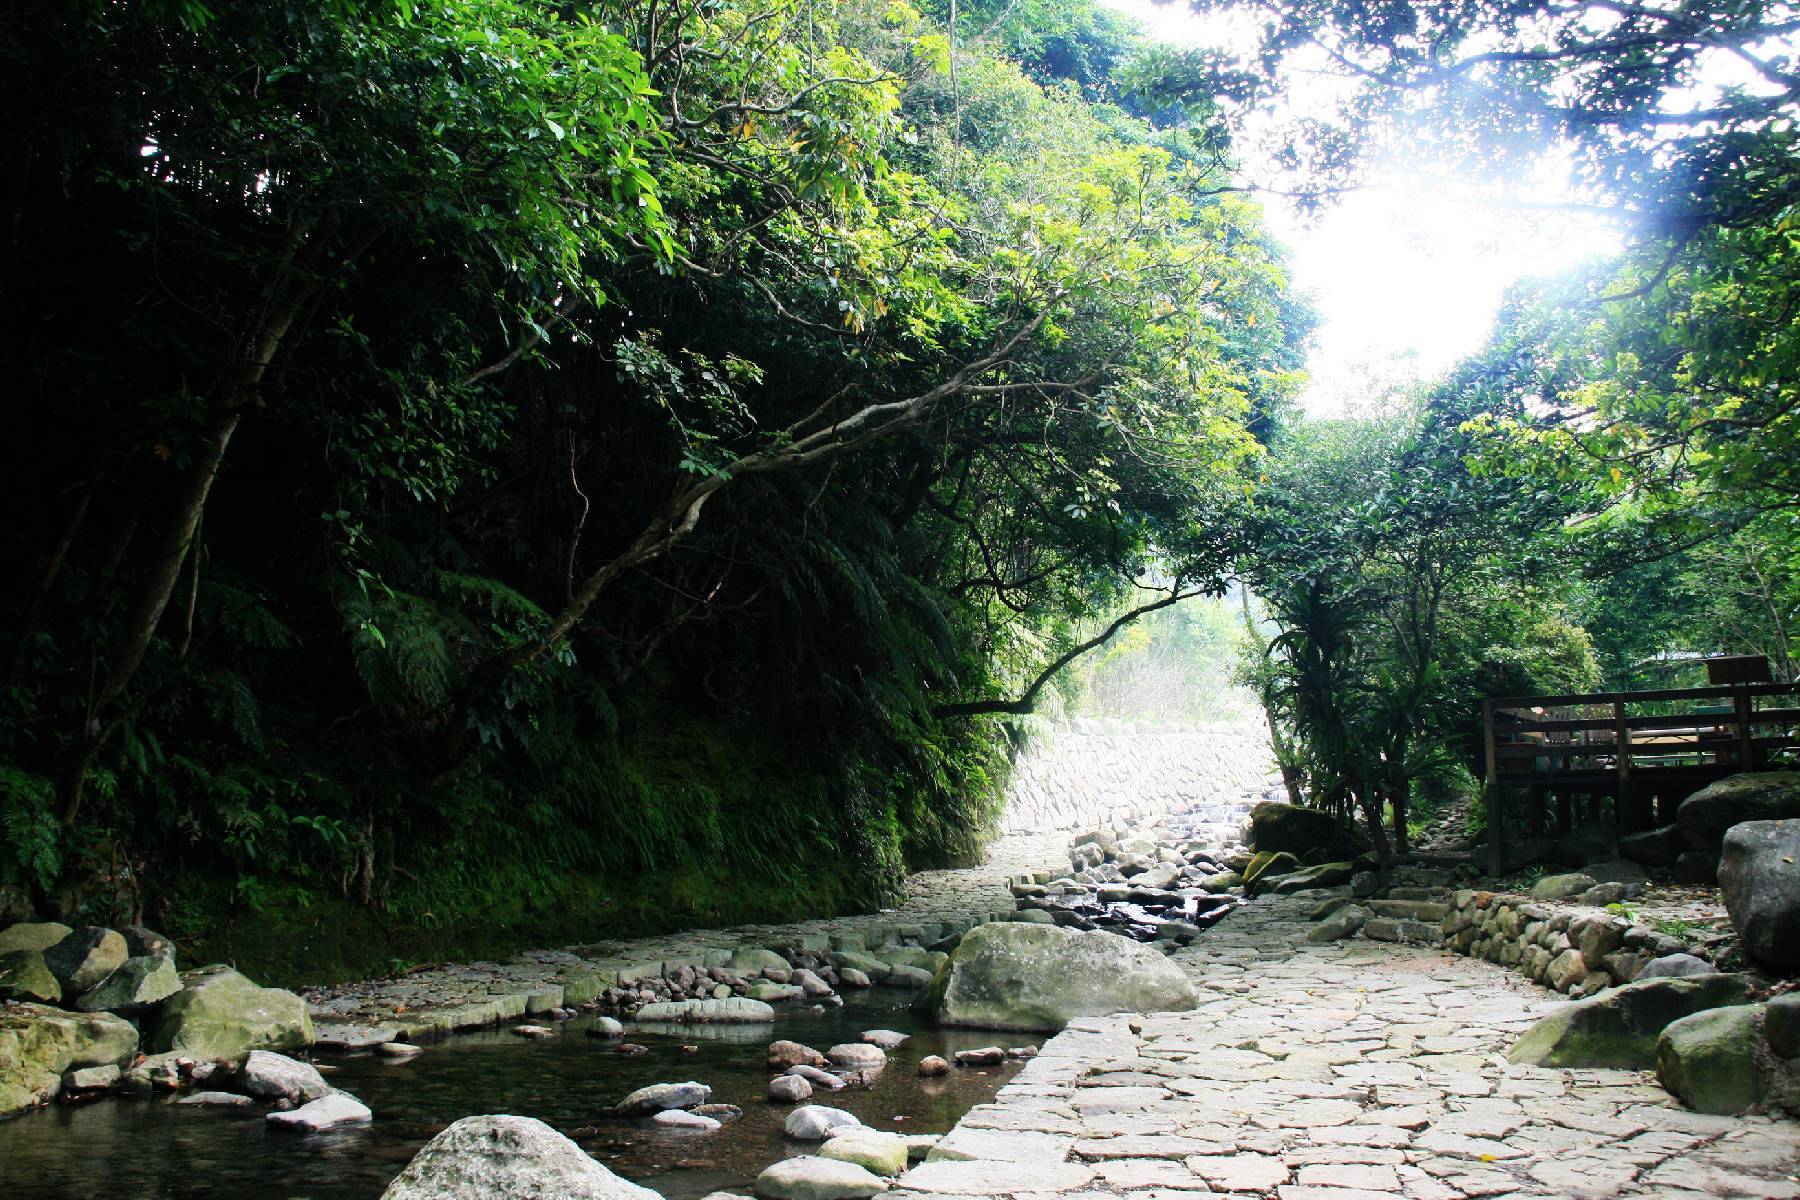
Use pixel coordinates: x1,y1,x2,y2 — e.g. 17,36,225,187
1000,720,1272,835
1440,889,1705,997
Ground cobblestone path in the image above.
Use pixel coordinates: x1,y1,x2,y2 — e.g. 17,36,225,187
893,892,1800,1200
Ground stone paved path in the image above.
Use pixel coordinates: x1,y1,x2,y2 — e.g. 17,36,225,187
893,892,1800,1200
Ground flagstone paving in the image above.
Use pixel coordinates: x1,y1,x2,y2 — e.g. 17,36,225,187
893,891,1800,1200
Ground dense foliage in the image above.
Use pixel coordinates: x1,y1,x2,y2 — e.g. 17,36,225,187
0,0,1306,976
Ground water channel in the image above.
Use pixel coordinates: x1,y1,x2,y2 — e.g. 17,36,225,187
0,991,1027,1198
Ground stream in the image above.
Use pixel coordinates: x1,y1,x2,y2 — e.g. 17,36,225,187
0,991,1027,1198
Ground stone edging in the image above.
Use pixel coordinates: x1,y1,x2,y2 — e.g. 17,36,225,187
1440,889,1712,996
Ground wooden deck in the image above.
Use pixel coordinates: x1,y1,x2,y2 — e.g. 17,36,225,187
1481,681,1800,875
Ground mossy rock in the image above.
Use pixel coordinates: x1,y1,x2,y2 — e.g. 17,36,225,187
0,922,72,955
0,949,61,1004
1657,1005,1766,1115
831,950,891,980
1271,861,1357,894
75,953,181,1014
1248,801,1366,858
148,965,313,1061
1509,973,1755,1070
0,1003,138,1118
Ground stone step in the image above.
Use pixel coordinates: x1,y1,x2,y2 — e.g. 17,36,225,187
1363,917,1444,946
1367,899,1448,922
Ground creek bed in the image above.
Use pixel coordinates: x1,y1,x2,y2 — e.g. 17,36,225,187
0,990,1026,1199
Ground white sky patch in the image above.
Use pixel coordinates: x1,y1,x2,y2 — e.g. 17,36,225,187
1101,0,1626,414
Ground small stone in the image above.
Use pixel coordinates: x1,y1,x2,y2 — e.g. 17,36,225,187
826,1043,885,1069
788,1064,846,1090
953,1046,1005,1066
754,1155,890,1200
178,1090,254,1106
376,1042,424,1059
770,1075,813,1103
916,1056,950,1077
819,1129,910,1176
588,1016,624,1037
652,1108,722,1130
769,1040,829,1069
511,1024,554,1038
860,1029,907,1050
1638,953,1716,979
240,1050,330,1104
784,1104,861,1140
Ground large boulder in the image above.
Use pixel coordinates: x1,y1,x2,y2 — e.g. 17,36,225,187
1509,974,1755,1070
1677,772,1800,852
381,1114,663,1199
756,1156,890,1200
0,921,72,955
42,926,127,996
0,1003,137,1117
1719,819,1800,972
1618,825,1683,869
147,965,312,1060
1656,1005,1766,1115
74,953,181,1013
1529,873,1597,902
917,921,1199,1033
0,949,61,1003
1247,802,1363,859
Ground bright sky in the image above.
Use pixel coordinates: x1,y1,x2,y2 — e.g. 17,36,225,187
1101,0,1627,415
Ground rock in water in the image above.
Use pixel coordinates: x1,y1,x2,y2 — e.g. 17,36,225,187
767,1040,827,1069
1657,1004,1766,1115
755,1156,890,1200
651,1109,721,1130
240,1049,331,1104
148,966,312,1060
74,954,181,1013
614,1081,711,1116
0,1003,138,1117
1719,818,1800,971
917,922,1199,1033
1677,772,1800,852
380,1114,663,1199
784,1104,861,1140
916,1056,949,1077
825,1043,885,1069
42,927,128,996
633,998,775,1024
1508,974,1755,1069
860,1030,907,1050
266,1091,373,1131
818,1129,910,1176
769,1074,812,1103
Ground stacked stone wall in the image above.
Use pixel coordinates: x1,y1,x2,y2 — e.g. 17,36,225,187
1441,889,1708,997
1000,719,1272,835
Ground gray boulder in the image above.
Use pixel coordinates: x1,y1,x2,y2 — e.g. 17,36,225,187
1305,905,1368,944
1657,1005,1766,1115
614,1081,710,1116
918,922,1198,1033
1638,953,1717,979
1247,801,1364,859
1766,992,1800,1059
42,927,127,996
634,998,775,1024
120,926,174,960
74,954,181,1013
0,1002,138,1115
1619,825,1682,869
148,965,313,1060
380,1114,662,1199
1677,772,1800,852
769,1075,812,1103
1674,850,1719,885
1719,819,1800,971
240,1049,331,1104
1509,973,1755,1069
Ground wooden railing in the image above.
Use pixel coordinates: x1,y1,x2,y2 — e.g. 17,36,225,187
1481,682,1800,875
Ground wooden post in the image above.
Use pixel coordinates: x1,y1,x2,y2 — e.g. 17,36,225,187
1735,685,1757,770
1484,700,1504,878
1614,700,1635,833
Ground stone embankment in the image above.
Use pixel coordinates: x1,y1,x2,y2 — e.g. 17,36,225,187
1000,719,1270,836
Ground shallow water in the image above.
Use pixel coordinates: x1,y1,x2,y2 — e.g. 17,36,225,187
0,991,1027,1198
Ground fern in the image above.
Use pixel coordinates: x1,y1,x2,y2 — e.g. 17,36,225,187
0,763,61,890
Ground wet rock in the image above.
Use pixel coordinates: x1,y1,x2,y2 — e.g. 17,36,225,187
916,1056,949,1077
240,1050,331,1104
769,1074,812,1103
1719,818,1800,971
784,1104,861,1140
42,927,128,996
837,969,871,989
379,1114,662,1199
1657,1004,1765,1115
692,1103,742,1121
634,998,775,1024
266,1091,372,1131
74,953,181,1014
918,921,1198,1033
148,965,312,1061
588,1017,624,1037
825,1043,885,1070
791,969,833,998
511,1025,554,1038
1509,973,1755,1069
860,1030,906,1050
786,1064,846,1090
614,1081,711,1116
652,1108,721,1130
377,1042,425,1059
755,1155,890,1200
62,1064,121,1093
178,1090,254,1106
768,1040,828,1069
0,1003,137,1117
953,1047,1005,1066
